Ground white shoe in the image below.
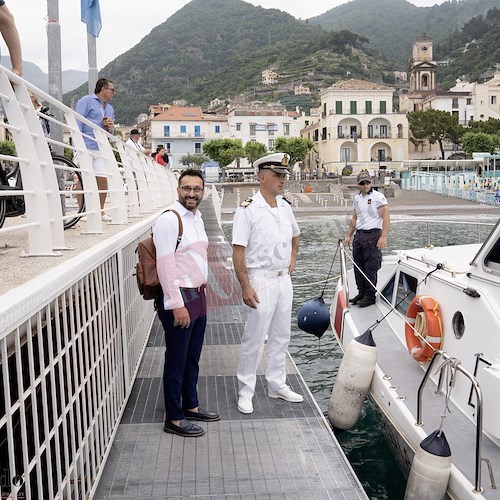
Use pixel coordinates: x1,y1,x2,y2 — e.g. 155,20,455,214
237,396,253,414
101,214,112,222
268,387,303,403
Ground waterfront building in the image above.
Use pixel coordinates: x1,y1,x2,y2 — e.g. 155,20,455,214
150,105,229,168
301,79,409,175
227,102,305,152
401,32,500,160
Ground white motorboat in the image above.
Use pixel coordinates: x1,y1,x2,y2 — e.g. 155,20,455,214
329,218,500,499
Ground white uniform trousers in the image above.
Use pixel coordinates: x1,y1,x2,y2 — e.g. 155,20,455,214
237,272,293,399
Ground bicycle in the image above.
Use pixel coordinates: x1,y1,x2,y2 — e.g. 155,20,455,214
0,153,85,230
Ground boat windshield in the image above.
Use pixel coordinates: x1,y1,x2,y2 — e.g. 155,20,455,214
485,237,500,270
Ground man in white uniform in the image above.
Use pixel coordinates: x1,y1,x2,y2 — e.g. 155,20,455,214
232,152,302,414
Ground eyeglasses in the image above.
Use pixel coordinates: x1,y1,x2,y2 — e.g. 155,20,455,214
106,87,116,93
359,181,371,186
180,186,204,194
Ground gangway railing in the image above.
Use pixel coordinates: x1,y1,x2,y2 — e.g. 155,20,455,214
0,66,176,256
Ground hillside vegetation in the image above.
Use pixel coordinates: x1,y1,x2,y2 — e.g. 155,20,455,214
310,0,498,66
64,0,500,124
65,0,395,123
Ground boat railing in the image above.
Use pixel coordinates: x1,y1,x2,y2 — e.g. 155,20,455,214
391,219,495,247
416,350,495,494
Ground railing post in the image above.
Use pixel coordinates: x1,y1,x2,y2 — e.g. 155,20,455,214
0,71,60,256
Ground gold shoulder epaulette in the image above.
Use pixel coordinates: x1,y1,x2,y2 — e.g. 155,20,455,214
240,197,253,208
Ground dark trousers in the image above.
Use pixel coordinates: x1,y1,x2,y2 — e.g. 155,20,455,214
353,229,382,300
156,289,207,422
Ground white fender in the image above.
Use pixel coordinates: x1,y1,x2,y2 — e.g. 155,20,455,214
328,331,378,430
405,430,452,500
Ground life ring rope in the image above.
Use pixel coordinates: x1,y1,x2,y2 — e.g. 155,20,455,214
404,295,443,363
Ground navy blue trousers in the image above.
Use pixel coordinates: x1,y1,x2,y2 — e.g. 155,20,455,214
156,289,207,422
353,229,382,300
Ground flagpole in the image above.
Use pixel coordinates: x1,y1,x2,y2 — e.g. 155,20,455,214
87,33,98,94
46,0,63,156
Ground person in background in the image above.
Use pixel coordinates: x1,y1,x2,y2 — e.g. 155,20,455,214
155,146,168,166
343,170,390,307
154,168,219,437
75,77,115,222
0,1,22,76
126,128,151,155
232,152,302,415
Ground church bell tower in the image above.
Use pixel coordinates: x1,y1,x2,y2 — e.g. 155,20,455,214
409,33,437,93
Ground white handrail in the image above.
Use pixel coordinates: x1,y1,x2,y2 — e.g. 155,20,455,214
0,67,176,255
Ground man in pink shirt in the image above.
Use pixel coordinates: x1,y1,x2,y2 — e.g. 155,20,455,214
153,169,219,437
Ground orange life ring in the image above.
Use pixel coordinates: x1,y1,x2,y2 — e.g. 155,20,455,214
404,295,443,363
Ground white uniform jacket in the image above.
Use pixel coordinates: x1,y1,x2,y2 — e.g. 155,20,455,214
232,191,300,271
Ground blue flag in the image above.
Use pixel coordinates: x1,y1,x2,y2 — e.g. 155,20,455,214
81,0,102,38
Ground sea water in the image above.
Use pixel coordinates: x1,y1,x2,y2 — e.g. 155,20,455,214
223,213,498,499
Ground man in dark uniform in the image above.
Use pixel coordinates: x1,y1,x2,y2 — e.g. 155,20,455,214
344,170,390,307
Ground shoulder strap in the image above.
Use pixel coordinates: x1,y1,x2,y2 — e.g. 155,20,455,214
155,209,183,250
167,209,183,250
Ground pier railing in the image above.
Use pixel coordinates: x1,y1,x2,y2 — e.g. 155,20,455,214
0,67,182,498
0,212,170,499
0,67,176,256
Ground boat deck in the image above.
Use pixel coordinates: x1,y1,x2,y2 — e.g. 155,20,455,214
94,197,367,499
348,266,500,499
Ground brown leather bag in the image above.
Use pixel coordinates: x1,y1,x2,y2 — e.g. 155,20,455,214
135,209,183,300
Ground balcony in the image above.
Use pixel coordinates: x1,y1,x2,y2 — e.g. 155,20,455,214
338,133,362,139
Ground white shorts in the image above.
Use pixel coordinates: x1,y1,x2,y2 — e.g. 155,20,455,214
92,156,106,176
73,151,107,176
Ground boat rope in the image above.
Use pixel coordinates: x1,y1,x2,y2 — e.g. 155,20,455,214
434,357,461,434
320,243,340,297
341,242,444,353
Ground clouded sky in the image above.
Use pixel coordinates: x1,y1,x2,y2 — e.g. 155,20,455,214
6,0,444,73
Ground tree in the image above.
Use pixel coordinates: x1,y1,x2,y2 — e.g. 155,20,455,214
0,140,16,157
203,138,245,181
274,137,315,166
244,141,267,165
407,110,464,160
467,118,500,135
180,153,209,168
461,131,499,157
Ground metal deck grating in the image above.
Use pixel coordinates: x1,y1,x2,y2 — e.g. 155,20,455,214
94,196,367,499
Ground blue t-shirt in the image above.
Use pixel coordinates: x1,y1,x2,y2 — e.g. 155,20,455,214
75,94,114,150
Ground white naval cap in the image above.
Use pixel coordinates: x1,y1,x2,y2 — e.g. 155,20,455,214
254,152,290,174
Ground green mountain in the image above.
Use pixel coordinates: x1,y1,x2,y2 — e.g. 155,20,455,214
309,0,499,66
65,0,395,124
64,0,499,124
435,8,500,88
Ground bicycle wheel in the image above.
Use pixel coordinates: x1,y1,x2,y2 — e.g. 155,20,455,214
0,164,8,227
6,163,25,214
0,193,6,228
51,154,85,229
